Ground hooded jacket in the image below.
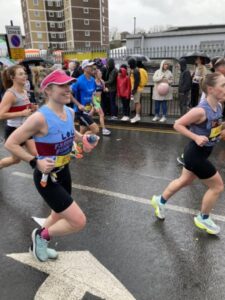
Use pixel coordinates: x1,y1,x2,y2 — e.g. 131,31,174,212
117,68,131,99
152,60,173,101
128,58,141,94
105,58,118,92
178,59,192,93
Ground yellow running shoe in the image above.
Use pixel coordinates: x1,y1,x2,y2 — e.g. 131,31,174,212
150,195,165,220
194,214,220,235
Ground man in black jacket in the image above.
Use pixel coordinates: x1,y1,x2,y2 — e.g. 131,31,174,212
104,58,118,119
178,58,192,115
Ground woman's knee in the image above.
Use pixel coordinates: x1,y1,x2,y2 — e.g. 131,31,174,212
214,182,224,194
70,212,86,231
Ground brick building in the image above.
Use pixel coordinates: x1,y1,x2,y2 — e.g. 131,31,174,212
21,0,109,50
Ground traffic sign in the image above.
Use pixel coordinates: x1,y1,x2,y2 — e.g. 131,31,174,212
5,25,25,60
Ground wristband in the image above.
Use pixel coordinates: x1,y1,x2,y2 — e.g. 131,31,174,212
29,157,37,169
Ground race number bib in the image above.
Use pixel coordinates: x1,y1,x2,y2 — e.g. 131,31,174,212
209,120,222,141
55,154,71,167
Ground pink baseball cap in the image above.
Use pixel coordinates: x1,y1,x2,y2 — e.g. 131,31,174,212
40,69,76,91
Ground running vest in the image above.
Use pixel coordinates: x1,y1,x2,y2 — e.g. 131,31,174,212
34,105,75,167
190,100,223,147
7,88,31,128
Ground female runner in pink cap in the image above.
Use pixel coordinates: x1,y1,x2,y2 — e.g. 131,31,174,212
5,69,98,262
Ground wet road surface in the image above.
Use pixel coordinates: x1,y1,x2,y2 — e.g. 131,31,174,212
1,125,225,300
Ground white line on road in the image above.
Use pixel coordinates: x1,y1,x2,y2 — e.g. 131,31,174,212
12,171,225,223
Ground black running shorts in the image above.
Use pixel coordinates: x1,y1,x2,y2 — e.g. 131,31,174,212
183,141,216,179
75,111,94,127
33,164,73,213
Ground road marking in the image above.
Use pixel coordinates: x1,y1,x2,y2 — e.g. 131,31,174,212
7,251,135,300
12,171,225,223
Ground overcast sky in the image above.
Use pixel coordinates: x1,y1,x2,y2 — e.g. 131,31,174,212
0,0,225,34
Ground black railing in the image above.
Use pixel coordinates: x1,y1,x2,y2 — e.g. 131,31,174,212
116,84,180,117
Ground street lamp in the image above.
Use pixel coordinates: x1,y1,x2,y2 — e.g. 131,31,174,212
134,17,136,34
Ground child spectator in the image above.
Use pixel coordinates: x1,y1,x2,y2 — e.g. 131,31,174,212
117,66,131,121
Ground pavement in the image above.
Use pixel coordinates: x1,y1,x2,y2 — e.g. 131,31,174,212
103,115,176,129
1,124,225,299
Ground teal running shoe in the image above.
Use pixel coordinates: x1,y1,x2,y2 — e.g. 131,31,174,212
29,244,58,260
150,195,165,220
31,228,48,262
194,214,220,235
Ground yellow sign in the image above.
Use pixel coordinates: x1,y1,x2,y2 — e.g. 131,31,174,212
63,51,107,62
10,48,25,60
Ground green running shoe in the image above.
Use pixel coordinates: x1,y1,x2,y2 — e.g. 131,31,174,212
150,195,165,220
194,214,220,235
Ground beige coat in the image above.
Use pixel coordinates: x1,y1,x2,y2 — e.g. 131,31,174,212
152,60,174,101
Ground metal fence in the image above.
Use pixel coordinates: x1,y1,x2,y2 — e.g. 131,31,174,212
110,44,225,60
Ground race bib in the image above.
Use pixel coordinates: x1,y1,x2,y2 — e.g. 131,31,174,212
84,104,92,112
209,124,222,140
55,154,71,167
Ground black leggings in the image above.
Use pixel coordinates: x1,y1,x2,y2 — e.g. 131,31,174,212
33,164,73,213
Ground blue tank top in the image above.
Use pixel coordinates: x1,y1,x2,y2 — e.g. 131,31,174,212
34,105,75,166
190,99,222,147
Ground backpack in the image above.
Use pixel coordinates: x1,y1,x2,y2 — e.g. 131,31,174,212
139,68,148,88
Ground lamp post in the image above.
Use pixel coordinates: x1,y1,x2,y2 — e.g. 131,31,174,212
134,17,136,34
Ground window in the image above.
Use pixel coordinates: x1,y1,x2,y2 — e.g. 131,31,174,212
51,33,56,38
34,11,40,17
85,41,90,47
84,19,89,25
56,1,61,7
102,0,104,3
48,1,53,6
59,33,65,38
38,43,43,49
83,0,88,2
50,22,55,28
85,31,90,37
35,22,41,28
58,23,63,28
37,32,42,39
102,7,105,13
103,17,105,23
83,8,89,14
103,26,105,32
49,12,54,17
57,12,62,17
33,0,39,5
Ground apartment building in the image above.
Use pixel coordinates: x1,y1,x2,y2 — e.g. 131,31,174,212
21,0,109,50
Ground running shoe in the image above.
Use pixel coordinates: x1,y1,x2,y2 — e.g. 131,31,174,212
150,195,165,220
194,214,220,235
31,228,49,262
29,244,58,259
177,153,185,166
102,128,111,136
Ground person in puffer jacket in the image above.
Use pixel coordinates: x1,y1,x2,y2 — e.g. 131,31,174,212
117,67,131,121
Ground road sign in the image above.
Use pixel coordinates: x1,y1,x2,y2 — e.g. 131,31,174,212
7,251,135,300
5,25,25,60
